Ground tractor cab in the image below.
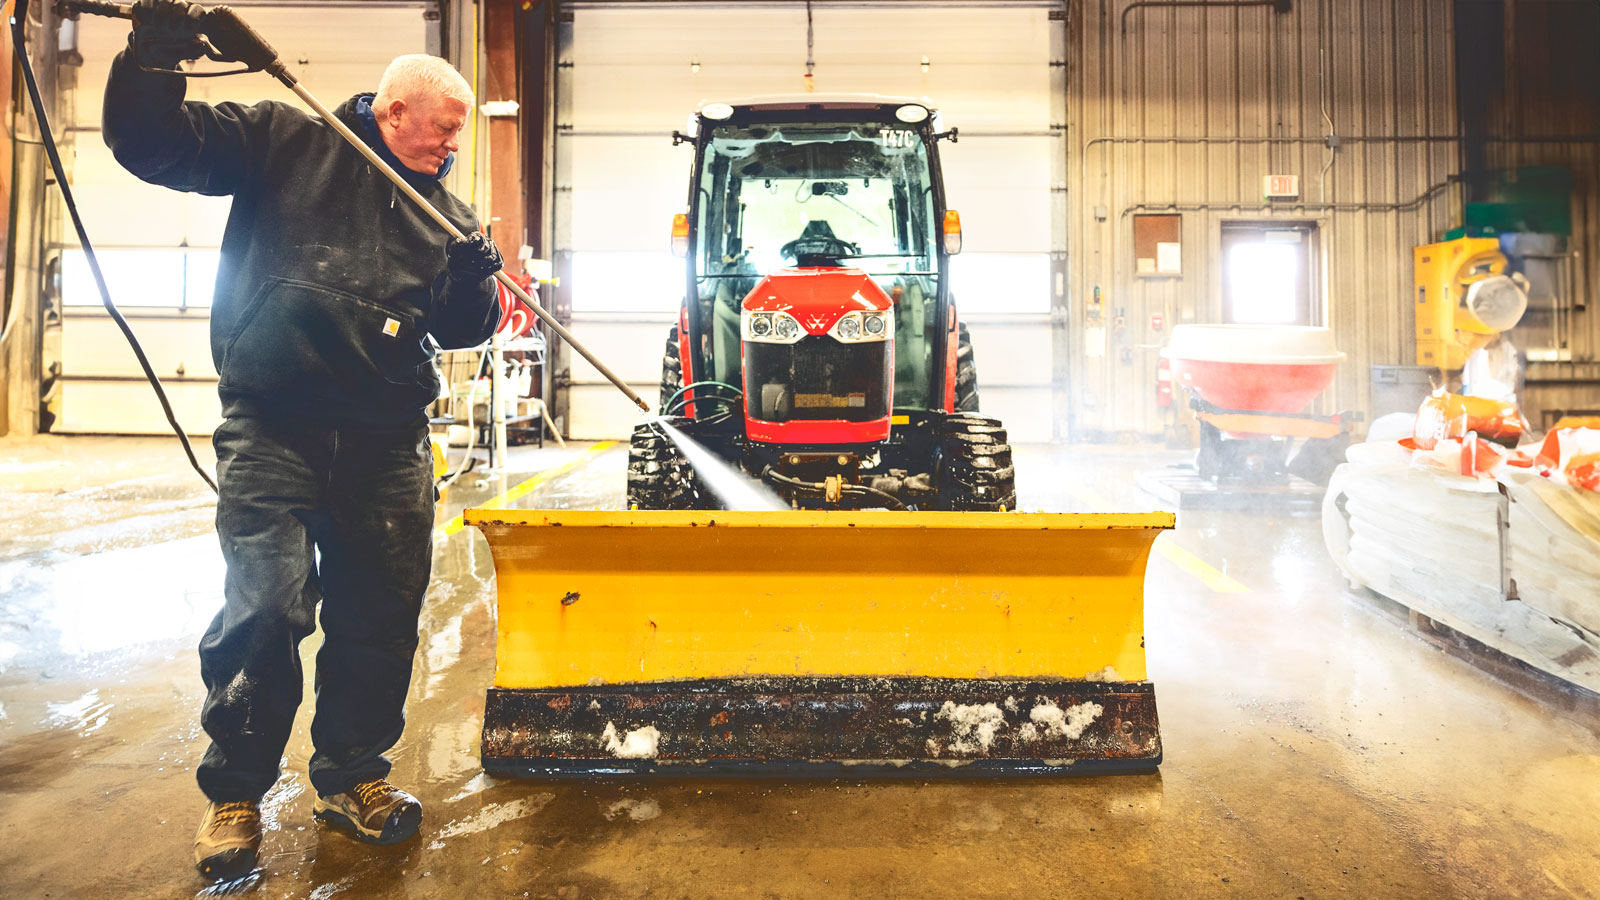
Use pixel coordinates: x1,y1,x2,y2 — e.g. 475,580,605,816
681,96,952,423
632,95,1016,511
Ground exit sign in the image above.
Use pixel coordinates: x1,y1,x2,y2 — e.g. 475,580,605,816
1263,175,1300,199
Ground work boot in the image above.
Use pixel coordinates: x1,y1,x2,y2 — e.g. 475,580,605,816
193,799,262,880
313,779,422,845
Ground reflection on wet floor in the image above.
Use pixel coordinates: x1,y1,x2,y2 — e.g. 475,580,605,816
0,438,1596,899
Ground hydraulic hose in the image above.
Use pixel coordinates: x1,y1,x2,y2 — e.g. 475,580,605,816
661,380,741,413
10,0,217,491
763,467,908,511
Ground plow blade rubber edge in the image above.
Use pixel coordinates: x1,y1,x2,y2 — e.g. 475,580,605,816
464,509,1174,776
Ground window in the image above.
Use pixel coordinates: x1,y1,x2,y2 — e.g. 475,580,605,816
569,251,685,313
1220,224,1319,325
61,249,219,309
948,253,1051,314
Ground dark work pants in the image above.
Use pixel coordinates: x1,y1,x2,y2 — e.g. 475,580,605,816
196,415,435,802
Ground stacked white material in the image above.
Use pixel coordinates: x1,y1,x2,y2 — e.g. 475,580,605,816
1324,442,1600,693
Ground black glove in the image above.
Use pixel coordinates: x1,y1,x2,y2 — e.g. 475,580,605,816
130,0,208,68
446,233,504,284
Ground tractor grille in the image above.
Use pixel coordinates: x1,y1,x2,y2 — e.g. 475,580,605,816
745,336,890,423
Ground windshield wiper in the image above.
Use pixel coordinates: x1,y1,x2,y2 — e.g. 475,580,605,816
827,194,878,226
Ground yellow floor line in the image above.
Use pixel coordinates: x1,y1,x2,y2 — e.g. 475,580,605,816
441,441,618,536
1155,538,1251,594
1065,482,1250,594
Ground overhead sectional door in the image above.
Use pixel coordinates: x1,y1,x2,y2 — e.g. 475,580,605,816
53,3,435,434
560,3,1059,441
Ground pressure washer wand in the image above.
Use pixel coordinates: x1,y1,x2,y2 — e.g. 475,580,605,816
58,0,653,414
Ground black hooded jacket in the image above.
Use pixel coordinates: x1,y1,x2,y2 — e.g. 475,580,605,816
102,52,501,427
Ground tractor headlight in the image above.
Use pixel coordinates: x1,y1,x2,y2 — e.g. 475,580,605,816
744,310,804,344
895,104,930,124
774,314,799,340
830,310,892,343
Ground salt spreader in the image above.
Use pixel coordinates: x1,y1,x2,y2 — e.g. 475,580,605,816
1163,324,1352,485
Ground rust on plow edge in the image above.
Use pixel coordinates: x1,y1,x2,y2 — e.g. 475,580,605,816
481,677,1161,777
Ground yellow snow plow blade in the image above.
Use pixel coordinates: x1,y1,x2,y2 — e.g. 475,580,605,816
465,508,1173,776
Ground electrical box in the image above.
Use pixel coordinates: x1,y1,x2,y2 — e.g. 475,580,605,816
1414,236,1501,370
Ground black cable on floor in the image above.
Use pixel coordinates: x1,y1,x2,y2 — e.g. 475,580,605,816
11,0,218,492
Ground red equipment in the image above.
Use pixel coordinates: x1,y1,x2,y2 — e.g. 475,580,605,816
740,268,897,446
1163,324,1352,484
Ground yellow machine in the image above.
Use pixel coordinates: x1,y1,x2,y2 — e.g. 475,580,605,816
466,507,1173,775
1414,236,1528,370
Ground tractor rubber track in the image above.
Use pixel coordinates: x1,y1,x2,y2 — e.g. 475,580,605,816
938,413,1018,511
626,416,700,510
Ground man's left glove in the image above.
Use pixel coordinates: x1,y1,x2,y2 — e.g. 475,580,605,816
446,233,504,284
130,0,208,68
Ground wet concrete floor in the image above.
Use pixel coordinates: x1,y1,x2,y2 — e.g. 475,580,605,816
0,433,1597,899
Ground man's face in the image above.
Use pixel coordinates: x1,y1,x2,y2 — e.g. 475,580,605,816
382,95,469,175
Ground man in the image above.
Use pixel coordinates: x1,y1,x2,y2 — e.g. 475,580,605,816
102,1,503,880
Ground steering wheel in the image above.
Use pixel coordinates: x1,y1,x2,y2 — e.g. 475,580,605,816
780,233,860,265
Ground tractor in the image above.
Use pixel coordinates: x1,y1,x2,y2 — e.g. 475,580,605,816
627,94,1017,511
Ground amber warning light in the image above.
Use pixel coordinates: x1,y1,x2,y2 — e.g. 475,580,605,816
671,213,691,258
943,210,962,255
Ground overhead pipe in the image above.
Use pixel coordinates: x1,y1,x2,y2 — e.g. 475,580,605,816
1103,176,1466,369
1120,0,1290,36
1116,174,1464,221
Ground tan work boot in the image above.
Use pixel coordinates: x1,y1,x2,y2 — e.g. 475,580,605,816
193,800,262,880
313,779,422,845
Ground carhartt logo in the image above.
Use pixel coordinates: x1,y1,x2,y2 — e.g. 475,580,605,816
382,318,400,337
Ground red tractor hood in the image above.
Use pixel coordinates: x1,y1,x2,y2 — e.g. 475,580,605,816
742,268,895,335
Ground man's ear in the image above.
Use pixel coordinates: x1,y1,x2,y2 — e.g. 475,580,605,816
385,98,408,124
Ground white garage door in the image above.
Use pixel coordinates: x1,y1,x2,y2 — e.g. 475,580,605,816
559,3,1059,441
53,3,435,434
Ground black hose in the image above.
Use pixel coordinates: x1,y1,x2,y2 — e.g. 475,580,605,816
11,0,218,492
664,393,736,417
763,467,907,511
659,380,741,416
844,482,908,511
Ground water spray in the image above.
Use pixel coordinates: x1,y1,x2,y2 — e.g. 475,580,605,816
647,415,786,511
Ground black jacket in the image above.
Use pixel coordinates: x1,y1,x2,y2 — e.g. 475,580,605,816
102,52,501,426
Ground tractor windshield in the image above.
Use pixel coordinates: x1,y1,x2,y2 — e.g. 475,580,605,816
692,120,941,410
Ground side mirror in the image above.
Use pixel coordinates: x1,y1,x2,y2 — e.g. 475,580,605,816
671,213,690,258
943,210,962,255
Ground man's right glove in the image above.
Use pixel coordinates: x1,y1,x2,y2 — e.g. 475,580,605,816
130,0,208,69
446,233,504,285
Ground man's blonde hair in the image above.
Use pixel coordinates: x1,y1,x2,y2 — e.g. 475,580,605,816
374,54,474,113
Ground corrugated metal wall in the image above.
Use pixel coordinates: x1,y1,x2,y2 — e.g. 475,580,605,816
1478,0,1600,425
1069,0,1461,437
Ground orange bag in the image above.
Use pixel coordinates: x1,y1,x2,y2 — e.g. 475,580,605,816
1569,454,1600,493
1535,427,1600,493
1403,391,1524,451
